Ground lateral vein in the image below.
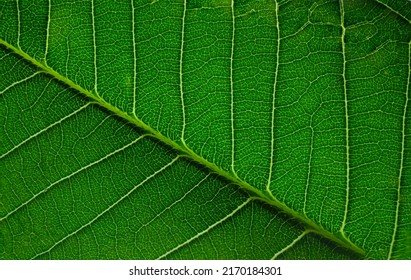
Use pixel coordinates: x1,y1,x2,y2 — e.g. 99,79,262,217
271,230,310,260
387,40,410,259
0,134,145,223
131,0,137,116
180,0,187,143
339,0,351,235
30,155,180,259
267,0,281,192
156,198,252,260
372,0,411,24
16,0,21,48
135,174,210,235
230,0,236,174
0,103,91,159
91,0,98,92
0,71,41,95
45,0,51,62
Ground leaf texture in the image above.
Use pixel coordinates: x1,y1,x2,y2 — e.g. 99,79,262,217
0,0,410,259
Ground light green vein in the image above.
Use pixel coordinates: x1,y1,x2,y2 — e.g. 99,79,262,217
267,0,280,193
156,197,252,260
131,0,137,117
0,38,365,257
0,134,145,223
230,0,236,174
31,155,180,259
271,230,310,260
45,0,51,62
91,0,98,92
180,0,187,143
388,40,411,259
372,0,411,24
303,115,315,217
135,174,211,235
16,0,21,48
0,71,41,95
0,102,91,159
339,0,351,236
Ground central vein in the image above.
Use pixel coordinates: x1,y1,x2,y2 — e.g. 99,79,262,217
0,38,365,258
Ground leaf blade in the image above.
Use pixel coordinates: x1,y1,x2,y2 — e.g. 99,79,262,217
1,0,410,259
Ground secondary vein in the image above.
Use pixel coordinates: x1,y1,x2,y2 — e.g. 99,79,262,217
230,0,236,174
31,155,180,259
339,0,351,235
131,0,137,117
0,134,145,223
388,40,411,259
45,0,51,62
156,198,252,260
179,0,187,143
91,0,98,93
267,0,280,193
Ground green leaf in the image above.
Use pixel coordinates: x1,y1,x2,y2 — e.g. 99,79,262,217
0,0,410,260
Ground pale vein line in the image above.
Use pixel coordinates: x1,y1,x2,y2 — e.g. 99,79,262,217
0,103,91,159
131,0,137,116
303,117,314,216
271,230,310,260
180,0,187,143
0,71,41,95
45,0,51,62
230,0,236,174
339,0,350,234
0,135,145,223
16,0,21,48
156,198,252,260
135,174,210,234
373,0,411,24
91,0,98,93
388,40,410,259
65,38,69,76
267,0,280,192
31,155,179,259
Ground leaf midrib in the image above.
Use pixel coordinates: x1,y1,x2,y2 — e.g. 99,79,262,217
0,38,365,258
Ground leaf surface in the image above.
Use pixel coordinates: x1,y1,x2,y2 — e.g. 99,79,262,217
0,0,410,259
